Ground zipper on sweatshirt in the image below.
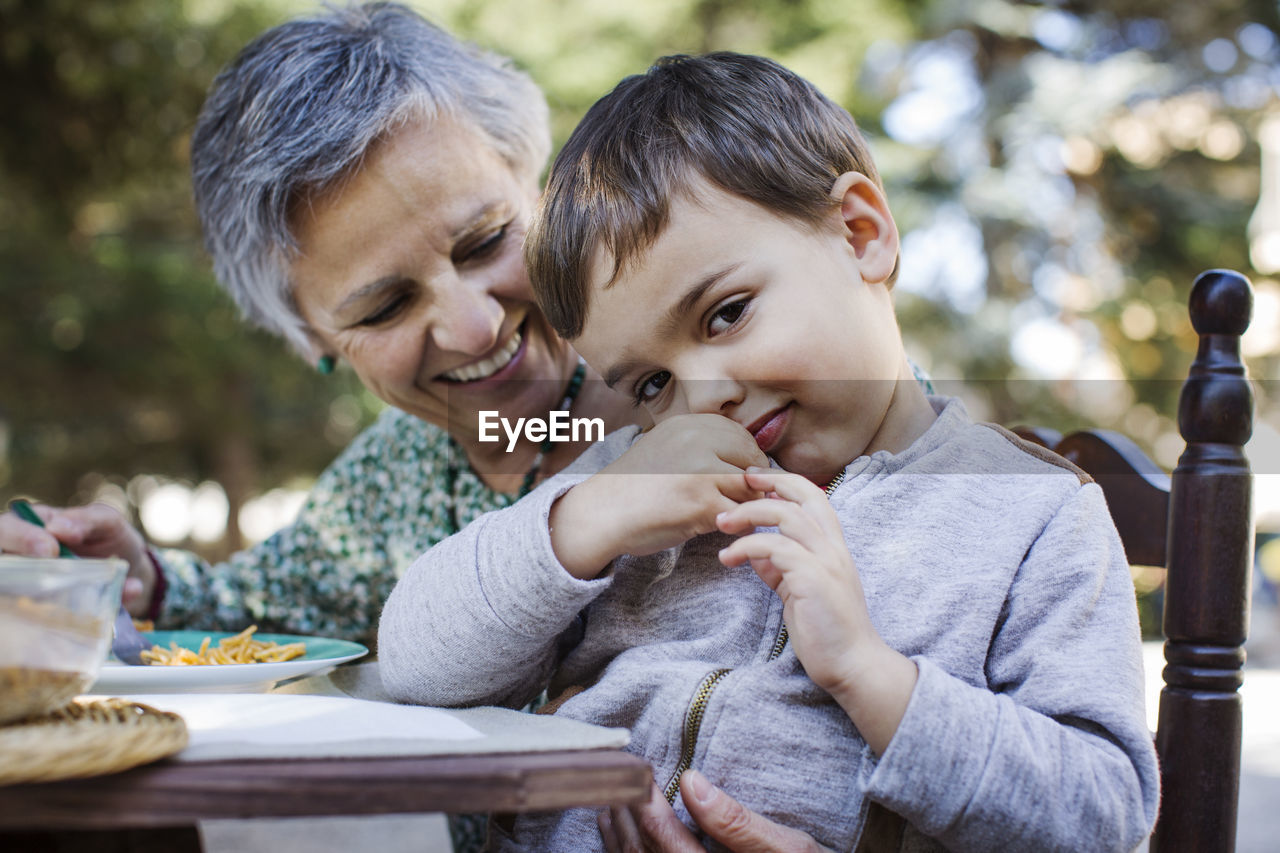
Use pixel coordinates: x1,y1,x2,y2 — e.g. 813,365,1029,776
768,623,789,660
663,667,731,803
661,623,790,804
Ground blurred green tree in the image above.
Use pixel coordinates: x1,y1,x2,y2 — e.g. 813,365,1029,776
874,0,1280,448
0,0,373,557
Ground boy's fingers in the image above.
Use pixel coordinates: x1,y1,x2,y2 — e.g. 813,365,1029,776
719,443,771,473
713,432,769,466
739,468,845,539
743,556,784,589
719,532,808,579
715,475,768,506
743,466,825,501
694,414,769,468
718,499,840,553
716,498,811,535
716,479,762,504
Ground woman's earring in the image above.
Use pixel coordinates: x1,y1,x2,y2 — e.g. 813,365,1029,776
317,355,335,375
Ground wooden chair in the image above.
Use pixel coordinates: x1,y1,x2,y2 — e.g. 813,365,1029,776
1014,269,1255,852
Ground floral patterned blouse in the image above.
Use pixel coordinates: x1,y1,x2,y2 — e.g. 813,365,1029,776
158,405,524,650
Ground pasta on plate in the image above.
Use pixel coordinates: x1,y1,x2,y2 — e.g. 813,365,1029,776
141,626,306,666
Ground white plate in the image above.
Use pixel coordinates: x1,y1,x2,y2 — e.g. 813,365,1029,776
88,630,368,694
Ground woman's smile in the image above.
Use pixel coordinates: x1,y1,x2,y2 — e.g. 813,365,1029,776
439,322,525,384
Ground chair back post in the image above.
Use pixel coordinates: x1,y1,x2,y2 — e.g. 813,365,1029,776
1151,269,1255,852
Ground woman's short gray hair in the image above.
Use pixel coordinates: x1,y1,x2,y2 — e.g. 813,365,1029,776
191,1,550,357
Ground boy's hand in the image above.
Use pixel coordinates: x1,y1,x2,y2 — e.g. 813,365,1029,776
550,414,768,579
715,467,917,755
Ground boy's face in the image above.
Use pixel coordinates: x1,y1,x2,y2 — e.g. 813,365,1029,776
572,176,909,485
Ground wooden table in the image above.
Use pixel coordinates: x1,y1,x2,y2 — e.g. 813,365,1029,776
0,666,651,852
0,749,650,851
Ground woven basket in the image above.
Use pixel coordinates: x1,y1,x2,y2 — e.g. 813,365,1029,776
0,697,188,786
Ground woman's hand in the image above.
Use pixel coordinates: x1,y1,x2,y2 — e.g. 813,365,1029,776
599,770,834,853
550,414,768,579
716,467,917,755
0,502,156,615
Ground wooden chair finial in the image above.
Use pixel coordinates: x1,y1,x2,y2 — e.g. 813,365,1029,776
1178,269,1254,449
1189,269,1254,337
1152,268,1255,852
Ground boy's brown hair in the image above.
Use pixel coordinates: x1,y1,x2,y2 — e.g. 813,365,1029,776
526,51,890,340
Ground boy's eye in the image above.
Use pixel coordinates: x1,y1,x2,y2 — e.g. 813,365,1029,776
358,291,411,327
457,224,508,264
634,370,671,406
708,299,748,335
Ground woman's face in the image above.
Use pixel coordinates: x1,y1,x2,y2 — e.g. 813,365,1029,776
290,117,573,444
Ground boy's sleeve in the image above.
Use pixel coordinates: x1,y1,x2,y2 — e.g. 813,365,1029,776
378,429,636,709
863,482,1161,852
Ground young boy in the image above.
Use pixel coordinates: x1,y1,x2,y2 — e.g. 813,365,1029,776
380,53,1159,851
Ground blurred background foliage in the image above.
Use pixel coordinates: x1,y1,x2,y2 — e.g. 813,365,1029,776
1,0,1278,577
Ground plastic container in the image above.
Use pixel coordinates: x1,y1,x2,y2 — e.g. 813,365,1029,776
0,556,127,724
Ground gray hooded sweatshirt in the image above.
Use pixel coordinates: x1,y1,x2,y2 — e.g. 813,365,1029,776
379,398,1160,851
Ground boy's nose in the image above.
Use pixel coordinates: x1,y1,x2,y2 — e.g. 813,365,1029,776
682,377,746,418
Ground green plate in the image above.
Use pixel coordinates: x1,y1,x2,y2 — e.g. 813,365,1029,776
145,630,364,662
90,630,368,694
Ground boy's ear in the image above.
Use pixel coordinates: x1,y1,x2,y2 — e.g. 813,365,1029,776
830,172,899,285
